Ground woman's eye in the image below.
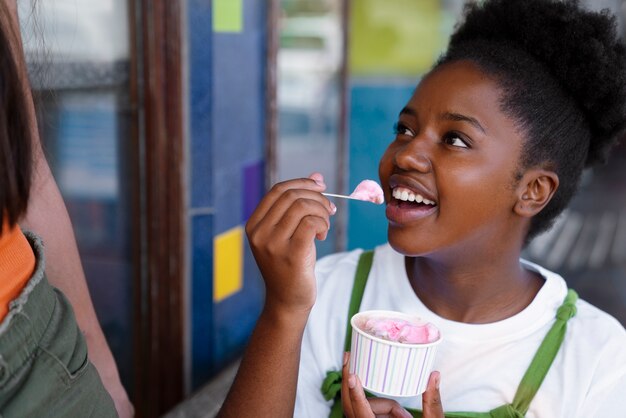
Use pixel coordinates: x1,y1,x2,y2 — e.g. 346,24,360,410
443,132,469,148
393,122,414,137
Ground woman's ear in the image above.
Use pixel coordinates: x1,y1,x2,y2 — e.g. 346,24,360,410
514,169,559,218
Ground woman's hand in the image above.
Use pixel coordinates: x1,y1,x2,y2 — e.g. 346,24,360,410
220,173,335,418
341,352,444,418
246,173,336,315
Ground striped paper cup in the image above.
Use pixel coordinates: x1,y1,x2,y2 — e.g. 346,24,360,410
349,310,442,398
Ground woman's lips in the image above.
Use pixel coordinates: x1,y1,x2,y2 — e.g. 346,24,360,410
388,174,437,204
385,199,438,224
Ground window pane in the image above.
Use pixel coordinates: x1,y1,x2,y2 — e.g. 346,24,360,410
278,0,343,256
19,0,135,392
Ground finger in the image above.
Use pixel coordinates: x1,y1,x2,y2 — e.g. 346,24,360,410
367,398,413,418
308,172,325,186
422,371,444,418
342,352,356,417
247,178,326,233
342,361,412,418
250,188,334,238
246,178,326,232
289,215,331,255
276,195,331,233
248,194,334,250
268,199,331,244
347,374,375,418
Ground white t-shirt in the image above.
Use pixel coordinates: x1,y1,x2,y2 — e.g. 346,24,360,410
295,243,626,418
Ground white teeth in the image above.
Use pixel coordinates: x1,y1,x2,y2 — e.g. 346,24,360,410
391,187,436,205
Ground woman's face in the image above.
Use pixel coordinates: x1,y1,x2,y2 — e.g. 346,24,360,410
379,60,527,257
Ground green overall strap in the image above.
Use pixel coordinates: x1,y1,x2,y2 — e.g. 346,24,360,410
323,250,374,418
344,250,375,352
408,289,579,418
504,288,579,416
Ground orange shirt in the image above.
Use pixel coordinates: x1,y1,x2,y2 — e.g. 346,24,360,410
0,221,36,322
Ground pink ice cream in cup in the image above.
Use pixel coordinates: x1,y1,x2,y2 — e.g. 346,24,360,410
349,310,442,397
363,317,439,344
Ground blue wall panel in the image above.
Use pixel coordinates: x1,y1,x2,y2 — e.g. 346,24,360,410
213,165,244,234
212,0,266,233
188,0,213,210
190,214,214,388
213,242,264,367
187,0,266,389
347,82,416,250
187,0,215,389
210,0,266,378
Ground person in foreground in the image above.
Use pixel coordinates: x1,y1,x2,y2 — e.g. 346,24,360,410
0,3,117,417
3,1,134,415
219,1,626,417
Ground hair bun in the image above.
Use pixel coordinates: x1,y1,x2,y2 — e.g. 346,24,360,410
450,0,626,165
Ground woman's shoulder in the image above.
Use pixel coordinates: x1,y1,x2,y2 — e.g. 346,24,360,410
523,259,625,333
521,259,625,353
571,298,626,343
562,296,626,391
569,299,626,407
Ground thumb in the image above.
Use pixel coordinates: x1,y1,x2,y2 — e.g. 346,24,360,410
422,371,444,418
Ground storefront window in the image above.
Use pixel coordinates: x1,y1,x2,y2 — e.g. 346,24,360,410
277,0,344,255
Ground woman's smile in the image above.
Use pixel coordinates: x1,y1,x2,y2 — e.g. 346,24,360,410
385,174,439,224
386,198,438,225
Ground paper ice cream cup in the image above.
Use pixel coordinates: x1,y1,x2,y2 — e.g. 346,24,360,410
349,310,442,398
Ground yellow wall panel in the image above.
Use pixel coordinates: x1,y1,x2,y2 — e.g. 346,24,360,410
214,226,244,302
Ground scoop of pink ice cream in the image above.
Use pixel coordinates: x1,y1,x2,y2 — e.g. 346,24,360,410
350,180,384,204
363,317,439,344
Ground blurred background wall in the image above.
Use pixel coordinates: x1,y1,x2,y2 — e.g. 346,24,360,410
16,0,626,416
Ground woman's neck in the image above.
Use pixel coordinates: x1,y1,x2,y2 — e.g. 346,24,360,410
406,249,544,324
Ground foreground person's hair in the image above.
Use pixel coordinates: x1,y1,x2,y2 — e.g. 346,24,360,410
0,3,33,230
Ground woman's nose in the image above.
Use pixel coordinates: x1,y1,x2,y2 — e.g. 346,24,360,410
394,141,433,173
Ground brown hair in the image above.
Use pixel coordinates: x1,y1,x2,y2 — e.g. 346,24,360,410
0,3,33,228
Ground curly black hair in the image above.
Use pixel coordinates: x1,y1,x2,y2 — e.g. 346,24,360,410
437,0,626,242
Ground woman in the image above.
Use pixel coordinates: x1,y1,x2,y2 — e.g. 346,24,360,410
219,1,626,417
5,0,133,415
0,3,118,416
